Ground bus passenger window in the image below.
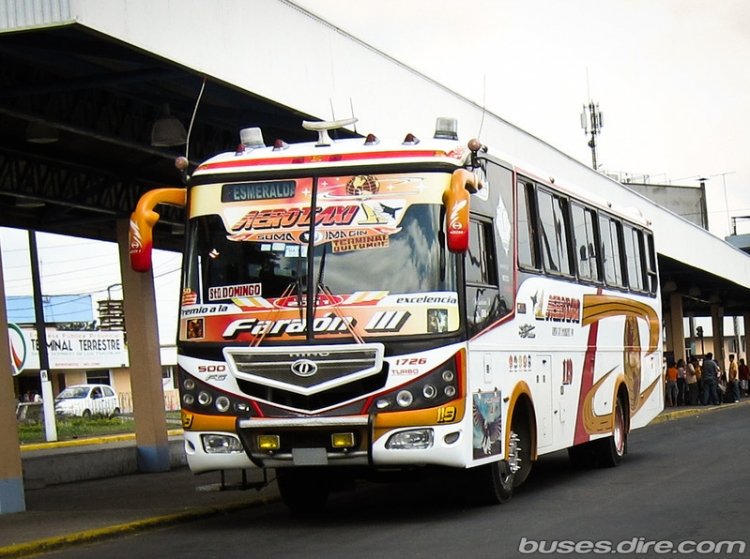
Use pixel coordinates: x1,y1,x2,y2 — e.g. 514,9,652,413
465,218,503,337
516,181,536,269
537,189,572,276
599,215,625,288
571,203,600,282
623,225,645,292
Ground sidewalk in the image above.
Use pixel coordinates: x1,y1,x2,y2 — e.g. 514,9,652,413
0,439,280,558
1,400,748,558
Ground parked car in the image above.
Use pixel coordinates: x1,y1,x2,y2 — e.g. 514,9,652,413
54,384,120,418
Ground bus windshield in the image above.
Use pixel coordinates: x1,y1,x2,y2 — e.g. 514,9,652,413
181,172,460,342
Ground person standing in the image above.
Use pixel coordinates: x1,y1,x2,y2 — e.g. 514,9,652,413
676,358,687,405
728,354,740,403
701,352,721,406
686,357,699,405
739,358,749,397
665,360,679,407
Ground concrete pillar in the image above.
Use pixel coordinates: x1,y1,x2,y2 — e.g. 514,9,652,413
711,304,725,371
116,219,170,472
0,244,26,513
743,314,750,362
668,293,686,363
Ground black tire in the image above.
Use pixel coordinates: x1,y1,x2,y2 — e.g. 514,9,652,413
81,409,92,418
593,395,627,467
276,469,329,514
469,411,533,504
110,407,120,418
469,459,514,505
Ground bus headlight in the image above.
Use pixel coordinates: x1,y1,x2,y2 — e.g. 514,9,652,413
386,429,434,449
202,434,244,454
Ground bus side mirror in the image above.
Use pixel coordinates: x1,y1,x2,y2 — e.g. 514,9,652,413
443,169,480,253
129,188,187,272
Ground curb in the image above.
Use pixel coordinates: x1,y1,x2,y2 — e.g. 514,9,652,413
0,496,276,559
20,430,184,452
651,398,750,425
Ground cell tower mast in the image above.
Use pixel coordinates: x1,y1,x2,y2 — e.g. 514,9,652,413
580,101,603,170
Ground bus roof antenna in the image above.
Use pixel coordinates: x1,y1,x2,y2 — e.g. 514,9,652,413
302,117,358,147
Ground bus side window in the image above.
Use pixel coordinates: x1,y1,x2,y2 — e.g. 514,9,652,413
623,224,645,292
537,189,572,276
516,180,538,270
645,232,658,294
465,217,503,337
571,203,601,283
598,214,625,288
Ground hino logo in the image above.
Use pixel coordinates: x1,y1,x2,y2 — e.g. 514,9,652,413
290,359,318,378
289,352,330,358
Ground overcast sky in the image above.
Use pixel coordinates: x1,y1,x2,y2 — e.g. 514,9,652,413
294,0,750,238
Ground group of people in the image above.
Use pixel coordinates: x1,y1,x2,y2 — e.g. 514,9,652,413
664,353,749,407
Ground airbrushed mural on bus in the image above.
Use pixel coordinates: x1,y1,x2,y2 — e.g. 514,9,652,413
130,117,663,511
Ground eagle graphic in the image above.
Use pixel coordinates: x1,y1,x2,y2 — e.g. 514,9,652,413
473,393,502,455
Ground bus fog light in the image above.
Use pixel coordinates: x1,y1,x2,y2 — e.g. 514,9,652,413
444,385,457,398
386,429,434,449
198,391,212,406
444,431,460,444
182,394,195,405
441,370,455,382
396,390,413,408
202,434,243,454
331,432,355,448
257,434,280,451
184,378,196,390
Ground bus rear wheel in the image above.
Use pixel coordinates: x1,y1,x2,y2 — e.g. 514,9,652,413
276,469,329,514
593,395,627,467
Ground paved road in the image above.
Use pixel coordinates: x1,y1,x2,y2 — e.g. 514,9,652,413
44,405,750,559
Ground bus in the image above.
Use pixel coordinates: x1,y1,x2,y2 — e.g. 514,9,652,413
129,117,663,510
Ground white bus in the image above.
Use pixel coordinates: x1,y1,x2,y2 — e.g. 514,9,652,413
130,117,663,510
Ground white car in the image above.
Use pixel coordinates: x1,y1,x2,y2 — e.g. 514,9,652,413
54,384,120,418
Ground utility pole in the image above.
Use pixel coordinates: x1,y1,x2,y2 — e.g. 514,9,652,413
580,101,603,170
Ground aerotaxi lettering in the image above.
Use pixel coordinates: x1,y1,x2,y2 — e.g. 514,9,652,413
230,205,359,232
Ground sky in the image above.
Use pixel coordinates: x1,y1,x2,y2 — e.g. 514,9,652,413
294,0,750,239
3,0,750,343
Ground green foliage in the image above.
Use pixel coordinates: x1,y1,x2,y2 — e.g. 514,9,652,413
18,416,136,444
17,411,183,445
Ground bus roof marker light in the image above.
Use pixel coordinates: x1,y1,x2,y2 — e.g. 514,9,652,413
273,138,289,151
240,127,265,149
434,117,458,140
364,133,379,145
402,133,420,145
